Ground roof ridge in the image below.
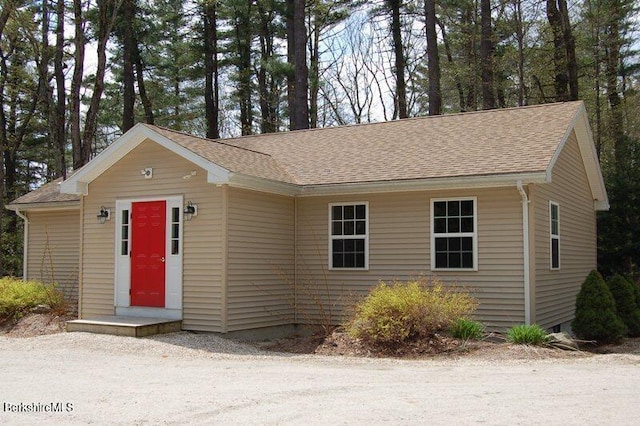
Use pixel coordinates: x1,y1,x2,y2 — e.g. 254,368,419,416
208,101,584,144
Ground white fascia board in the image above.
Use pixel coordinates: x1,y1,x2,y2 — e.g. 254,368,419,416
297,172,548,197
545,103,609,210
60,124,231,195
228,173,300,197
5,201,80,212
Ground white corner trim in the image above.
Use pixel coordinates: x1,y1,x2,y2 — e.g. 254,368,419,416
516,181,531,325
14,209,29,280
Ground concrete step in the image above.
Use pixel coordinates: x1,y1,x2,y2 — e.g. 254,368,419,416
67,316,182,337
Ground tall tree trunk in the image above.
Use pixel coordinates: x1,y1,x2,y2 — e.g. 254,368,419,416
133,40,154,125
309,19,320,128
70,0,86,170
256,2,277,134
437,18,465,111
604,4,625,169
203,1,219,139
286,0,296,130
558,0,578,100
547,0,568,102
292,0,309,129
81,0,122,160
424,0,441,115
514,0,526,106
122,0,135,132
389,0,407,119
480,0,495,109
54,0,66,178
234,1,253,136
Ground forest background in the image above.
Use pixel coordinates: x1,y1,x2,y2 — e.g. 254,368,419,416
0,0,638,280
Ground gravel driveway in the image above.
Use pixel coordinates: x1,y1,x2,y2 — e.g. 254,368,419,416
1,332,639,425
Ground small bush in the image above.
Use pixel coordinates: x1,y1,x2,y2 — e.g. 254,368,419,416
0,277,67,321
572,270,627,343
346,278,477,348
506,324,548,345
449,318,484,340
607,274,640,337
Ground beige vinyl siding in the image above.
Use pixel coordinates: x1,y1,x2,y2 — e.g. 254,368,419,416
26,210,80,306
296,188,525,329
533,131,596,329
81,139,224,331
226,188,295,331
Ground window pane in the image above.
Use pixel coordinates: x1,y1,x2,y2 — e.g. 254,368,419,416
121,226,128,240
434,218,446,234
448,218,460,233
332,205,342,220
551,204,558,220
448,200,460,216
435,237,447,251
344,205,355,219
333,253,343,268
434,201,446,217
355,239,365,252
461,237,473,251
344,253,355,268
461,217,474,233
356,204,366,219
551,220,558,236
356,220,366,235
122,210,129,225
448,252,461,268
449,237,461,251
436,253,448,268
462,252,473,268
121,241,128,256
344,221,355,235
332,221,342,236
172,240,179,255
332,239,344,253
345,239,355,252
356,253,365,268
172,224,179,239
461,200,474,216
551,238,560,268
172,207,180,223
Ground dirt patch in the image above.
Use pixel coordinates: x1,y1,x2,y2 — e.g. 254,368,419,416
0,313,76,338
258,329,640,360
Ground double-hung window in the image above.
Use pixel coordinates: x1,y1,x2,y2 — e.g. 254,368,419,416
431,198,477,270
329,202,368,269
550,201,560,270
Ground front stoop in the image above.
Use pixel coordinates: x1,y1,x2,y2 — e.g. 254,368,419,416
66,316,182,337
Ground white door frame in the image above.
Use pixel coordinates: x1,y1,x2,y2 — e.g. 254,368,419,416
114,195,183,319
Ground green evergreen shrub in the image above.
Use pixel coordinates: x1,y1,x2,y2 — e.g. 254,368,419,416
607,274,640,337
571,270,627,343
449,318,484,340
346,278,477,348
0,277,67,321
506,324,549,345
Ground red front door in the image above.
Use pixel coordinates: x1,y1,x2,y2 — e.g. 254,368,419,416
131,200,166,307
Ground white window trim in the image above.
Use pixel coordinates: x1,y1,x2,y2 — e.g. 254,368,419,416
549,201,560,270
328,201,369,270
430,197,478,272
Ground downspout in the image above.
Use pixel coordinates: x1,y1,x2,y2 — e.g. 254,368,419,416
517,180,531,325
15,209,29,280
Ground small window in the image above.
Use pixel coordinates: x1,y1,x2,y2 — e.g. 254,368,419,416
329,203,368,269
431,198,477,270
171,207,180,255
550,202,560,270
120,209,129,255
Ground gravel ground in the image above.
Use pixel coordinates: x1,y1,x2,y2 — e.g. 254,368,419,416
1,331,640,425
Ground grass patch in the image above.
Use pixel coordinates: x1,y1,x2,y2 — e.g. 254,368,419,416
345,277,477,349
449,318,484,340
0,277,67,322
506,324,549,345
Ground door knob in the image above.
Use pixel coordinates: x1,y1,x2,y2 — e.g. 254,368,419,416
160,257,165,263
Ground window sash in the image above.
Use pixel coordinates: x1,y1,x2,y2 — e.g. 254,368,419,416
550,202,560,270
329,202,368,270
431,197,477,271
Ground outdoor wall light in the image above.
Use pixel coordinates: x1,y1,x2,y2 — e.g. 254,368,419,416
183,201,197,221
97,206,110,224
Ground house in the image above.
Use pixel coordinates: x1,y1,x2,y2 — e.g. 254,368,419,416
6,101,608,332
